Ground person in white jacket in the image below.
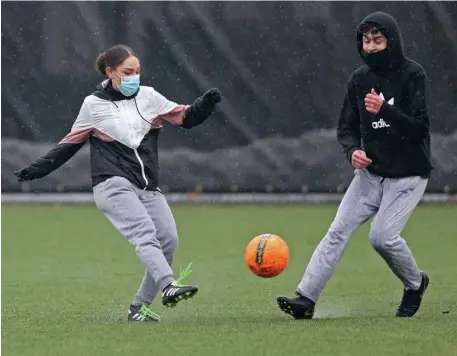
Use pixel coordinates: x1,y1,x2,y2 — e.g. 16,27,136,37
15,44,222,322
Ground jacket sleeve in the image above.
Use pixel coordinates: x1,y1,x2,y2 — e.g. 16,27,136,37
19,100,93,181
147,88,189,126
378,71,429,140
180,91,218,129
337,72,362,163
153,89,219,129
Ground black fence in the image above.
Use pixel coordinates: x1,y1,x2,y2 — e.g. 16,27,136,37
2,2,456,193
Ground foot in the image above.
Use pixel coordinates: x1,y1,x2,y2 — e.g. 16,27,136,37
128,304,160,322
277,292,315,319
161,262,198,308
162,282,198,308
395,271,430,317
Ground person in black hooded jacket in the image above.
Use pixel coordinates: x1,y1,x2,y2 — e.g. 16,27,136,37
277,11,431,319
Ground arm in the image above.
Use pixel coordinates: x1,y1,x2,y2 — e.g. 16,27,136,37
180,89,222,129
154,88,222,129
378,71,429,139
337,73,362,162
14,100,93,182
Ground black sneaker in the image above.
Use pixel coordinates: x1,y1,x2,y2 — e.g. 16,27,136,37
395,272,430,317
127,304,160,322
162,282,198,308
161,262,198,308
277,293,315,319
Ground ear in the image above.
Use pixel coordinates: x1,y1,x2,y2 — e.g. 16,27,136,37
105,67,114,79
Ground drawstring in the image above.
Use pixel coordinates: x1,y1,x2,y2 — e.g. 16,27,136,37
134,98,152,125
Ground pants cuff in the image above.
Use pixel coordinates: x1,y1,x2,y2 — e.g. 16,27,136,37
158,275,175,291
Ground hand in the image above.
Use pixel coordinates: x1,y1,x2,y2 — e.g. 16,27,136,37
14,168,31,182
364,88,384,114
202,88,222,105
351,150,372,169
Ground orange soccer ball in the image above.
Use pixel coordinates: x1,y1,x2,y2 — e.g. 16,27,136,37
244,234,290,278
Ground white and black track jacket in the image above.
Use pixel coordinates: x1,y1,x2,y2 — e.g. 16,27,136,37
20,80,215,190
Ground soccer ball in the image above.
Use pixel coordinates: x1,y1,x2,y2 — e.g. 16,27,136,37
244,233,290,278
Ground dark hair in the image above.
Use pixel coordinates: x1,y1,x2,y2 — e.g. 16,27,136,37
359,22,386,37
95,44,136,75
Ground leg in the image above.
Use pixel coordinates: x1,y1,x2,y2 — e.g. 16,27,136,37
369,176,428,290
278,169,382,319
131,188,196,308
93,177,175,291
132,190,179,306
133,272,158,307
141,190,178,266
369,176,429,317
297,169,382,302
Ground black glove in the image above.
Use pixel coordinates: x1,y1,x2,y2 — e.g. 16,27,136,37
182,88,222,129
14,167,32,182
201,88,222,105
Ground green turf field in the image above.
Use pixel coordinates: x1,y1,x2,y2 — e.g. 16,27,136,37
2,204,457,356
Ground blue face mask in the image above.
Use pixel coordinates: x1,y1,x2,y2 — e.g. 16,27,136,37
115,73,140,96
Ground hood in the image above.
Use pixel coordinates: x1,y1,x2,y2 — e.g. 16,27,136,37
356,11,406,71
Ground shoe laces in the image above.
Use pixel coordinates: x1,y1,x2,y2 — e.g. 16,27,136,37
173,262,193,287
139,305,161,321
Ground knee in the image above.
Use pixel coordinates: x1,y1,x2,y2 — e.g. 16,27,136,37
326,219,354,246
134,233,161,250
130,224,161,250
326,228,346,245
369,225,393,251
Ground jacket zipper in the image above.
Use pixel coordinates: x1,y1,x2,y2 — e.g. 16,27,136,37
120,100,149,190
134,148,148,189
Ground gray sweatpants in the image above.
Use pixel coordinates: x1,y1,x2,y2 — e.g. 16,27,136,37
93,176,178,306
297,168,428,303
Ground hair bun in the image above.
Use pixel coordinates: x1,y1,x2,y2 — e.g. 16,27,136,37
96,52,107,75
95,45,136,76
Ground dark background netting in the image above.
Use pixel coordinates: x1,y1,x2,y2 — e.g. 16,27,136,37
2,2,456,193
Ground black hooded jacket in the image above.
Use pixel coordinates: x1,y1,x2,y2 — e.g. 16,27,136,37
337,11,432,178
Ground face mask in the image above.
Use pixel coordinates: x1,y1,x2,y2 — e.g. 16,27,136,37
115,72,140,96
361,48,391,70
362,49,390,68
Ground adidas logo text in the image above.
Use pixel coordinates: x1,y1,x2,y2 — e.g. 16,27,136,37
372,118,390,129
